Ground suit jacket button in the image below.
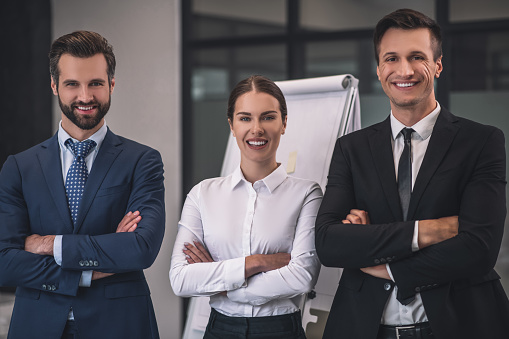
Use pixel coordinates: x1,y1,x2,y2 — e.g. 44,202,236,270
88,260,94,266
84,261,90,267
93,261,99,267
380,258,386,263
51,285,56,291
374,259,380,264
415,287,421,292
79,261,84,267
384,282,391,291
42,284,47,290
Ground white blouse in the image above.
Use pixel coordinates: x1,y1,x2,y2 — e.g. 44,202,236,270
170,165,322,317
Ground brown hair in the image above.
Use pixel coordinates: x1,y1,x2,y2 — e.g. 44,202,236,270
49,31,116,87
373,8,442,65
227,75,287,123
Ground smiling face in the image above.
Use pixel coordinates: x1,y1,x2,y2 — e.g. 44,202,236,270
51,53,115,140
229,91,287,169
377,28,442,122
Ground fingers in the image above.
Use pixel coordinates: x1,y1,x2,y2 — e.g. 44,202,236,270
116,211,141,233
344,209,370,224
183,241,213,264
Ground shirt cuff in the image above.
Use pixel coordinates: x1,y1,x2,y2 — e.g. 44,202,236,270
224,257,246,290
53,235,63,266
79,271,93,287
386,263,395,282
412,221,420,252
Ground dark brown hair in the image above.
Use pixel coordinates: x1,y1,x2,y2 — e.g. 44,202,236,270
373,8,442,65
49,31,116,87
227,75,287,123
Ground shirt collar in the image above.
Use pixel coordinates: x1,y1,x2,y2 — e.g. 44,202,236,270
390,102,441,141
230,163,288,194
58,120,108,152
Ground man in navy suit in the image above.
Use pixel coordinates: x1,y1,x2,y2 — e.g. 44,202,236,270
0,31,164,338
316,9,509,339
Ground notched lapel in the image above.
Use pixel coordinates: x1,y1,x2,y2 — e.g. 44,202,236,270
408,111,460,220
74,130,123,233
38,135,74,232
369,118,404,220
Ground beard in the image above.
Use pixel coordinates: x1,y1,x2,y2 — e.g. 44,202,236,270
58,95,111,130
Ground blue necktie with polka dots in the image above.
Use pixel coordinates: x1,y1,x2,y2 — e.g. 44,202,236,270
65,138,96,225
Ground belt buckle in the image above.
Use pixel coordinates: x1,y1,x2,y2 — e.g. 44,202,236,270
395,325,415,338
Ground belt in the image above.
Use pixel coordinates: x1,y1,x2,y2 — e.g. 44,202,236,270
378,322,434,339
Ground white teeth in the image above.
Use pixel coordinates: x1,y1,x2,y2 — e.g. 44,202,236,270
248,140,267,146
77,106,93,111
396,83,415,88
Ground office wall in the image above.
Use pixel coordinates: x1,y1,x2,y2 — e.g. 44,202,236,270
51,1,182,338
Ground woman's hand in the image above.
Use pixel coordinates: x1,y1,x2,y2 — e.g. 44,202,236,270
245,253,291,279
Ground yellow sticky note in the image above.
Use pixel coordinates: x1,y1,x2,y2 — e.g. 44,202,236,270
287,151,297,174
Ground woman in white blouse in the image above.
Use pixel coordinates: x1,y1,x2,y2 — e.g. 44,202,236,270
170,75,322,339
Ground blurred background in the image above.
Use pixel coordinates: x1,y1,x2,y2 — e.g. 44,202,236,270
1,1,509,338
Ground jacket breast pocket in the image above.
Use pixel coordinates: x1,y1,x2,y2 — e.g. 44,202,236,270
96,184,130,198
104,279,150,299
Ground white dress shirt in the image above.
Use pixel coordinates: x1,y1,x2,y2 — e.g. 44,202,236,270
170,164,322,317
53,121,107,320
382,102,441,325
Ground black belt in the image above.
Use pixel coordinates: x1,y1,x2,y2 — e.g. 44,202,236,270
378,322,434,339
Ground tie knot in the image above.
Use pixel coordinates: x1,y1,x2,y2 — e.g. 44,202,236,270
401,128,414,142
66,139,97,159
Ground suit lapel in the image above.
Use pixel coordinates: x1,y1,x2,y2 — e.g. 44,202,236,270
38,134,74,232
369,117,404,220
74,129,123,233
407,109,460,220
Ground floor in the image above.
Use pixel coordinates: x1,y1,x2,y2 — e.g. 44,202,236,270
0,292,14,339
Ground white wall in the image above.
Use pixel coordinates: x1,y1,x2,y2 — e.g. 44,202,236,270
51,1,182,338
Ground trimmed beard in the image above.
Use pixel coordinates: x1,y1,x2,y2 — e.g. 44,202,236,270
58,95,111,130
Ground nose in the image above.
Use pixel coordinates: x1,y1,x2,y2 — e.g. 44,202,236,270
397,59,414,78
78,86,93,103
251,120,263,135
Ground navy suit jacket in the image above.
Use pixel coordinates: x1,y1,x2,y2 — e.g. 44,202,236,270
316,108,509,339
0,129,165,339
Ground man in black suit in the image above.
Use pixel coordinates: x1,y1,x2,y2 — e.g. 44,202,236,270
316,8,509,339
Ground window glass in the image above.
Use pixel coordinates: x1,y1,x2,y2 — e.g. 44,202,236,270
192,0,286,39
300,0,434,32
450,0,509,22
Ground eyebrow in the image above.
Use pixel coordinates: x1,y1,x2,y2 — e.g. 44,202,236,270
235,110,278,116
61,78,107,85
382,50,426,58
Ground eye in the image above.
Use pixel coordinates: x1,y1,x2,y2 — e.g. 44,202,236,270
90,82,104,87
66,82,78,87
262,115,276,121
386,57,396,62
239,117,250,122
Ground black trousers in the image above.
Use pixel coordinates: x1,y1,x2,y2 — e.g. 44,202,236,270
204,308,307,339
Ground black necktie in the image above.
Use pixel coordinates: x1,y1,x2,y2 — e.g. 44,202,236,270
398,128,414,222
396,128,415,305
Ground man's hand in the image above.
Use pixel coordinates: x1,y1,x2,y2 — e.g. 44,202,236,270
24,234,55,255
92,211,142,281
361,264,391,280
183,241,214,264
418,216,458,248
343,209,370,224
116,210,141,233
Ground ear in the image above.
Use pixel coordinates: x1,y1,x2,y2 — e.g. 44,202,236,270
228,118,235,137
50,77,58,96
435,56,443,78
110,77,115,94
376,66,380,81
281,115,287,135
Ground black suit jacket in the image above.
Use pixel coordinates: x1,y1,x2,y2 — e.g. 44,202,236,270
316,108,509,338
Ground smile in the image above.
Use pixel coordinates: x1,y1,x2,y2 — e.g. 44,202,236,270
76,106,94,111
247,140,268,146
395,82,416,88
